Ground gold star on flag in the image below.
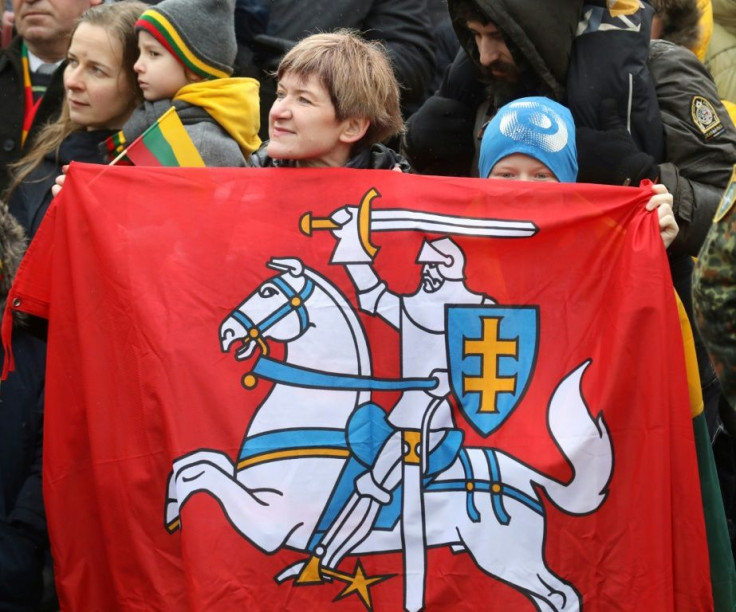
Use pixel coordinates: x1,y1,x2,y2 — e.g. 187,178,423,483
329,560,393,610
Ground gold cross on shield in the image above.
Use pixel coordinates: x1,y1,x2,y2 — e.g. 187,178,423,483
463,317,518,413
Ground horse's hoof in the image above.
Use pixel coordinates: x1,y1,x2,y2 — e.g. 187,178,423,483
295,555,324,585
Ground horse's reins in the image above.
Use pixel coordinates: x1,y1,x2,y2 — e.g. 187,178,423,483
229,276,315,357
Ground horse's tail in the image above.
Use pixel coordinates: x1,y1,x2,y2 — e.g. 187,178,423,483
536,360,613,515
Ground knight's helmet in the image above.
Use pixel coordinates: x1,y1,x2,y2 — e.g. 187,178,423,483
416,238,465,280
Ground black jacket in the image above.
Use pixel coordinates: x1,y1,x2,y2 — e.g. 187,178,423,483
0,329,46,539
0,201,47,608
0,37,66,195
404,0,583,176
9,130,111,241
567,1,664,162
250,142,412,172
235,0,435,138
404,0,736,257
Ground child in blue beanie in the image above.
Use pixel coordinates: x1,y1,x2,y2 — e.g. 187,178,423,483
479,96,678,247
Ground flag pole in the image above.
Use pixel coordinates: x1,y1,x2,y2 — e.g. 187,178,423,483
109,106,178,167
108,147,129,167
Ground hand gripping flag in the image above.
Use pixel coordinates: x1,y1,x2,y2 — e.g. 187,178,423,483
2,164,721,610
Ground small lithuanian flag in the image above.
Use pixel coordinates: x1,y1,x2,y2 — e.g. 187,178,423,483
111,107,204,167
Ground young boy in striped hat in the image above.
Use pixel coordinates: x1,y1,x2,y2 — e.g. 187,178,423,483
105,0,261,167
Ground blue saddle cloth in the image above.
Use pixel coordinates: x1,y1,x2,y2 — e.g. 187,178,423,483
306,403,464,552
347,402,463,476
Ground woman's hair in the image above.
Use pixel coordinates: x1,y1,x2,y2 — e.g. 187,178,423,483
5,0,146,198
276,30,404,151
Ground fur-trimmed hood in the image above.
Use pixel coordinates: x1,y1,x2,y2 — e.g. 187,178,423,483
0,202,27,314
651,0,704,52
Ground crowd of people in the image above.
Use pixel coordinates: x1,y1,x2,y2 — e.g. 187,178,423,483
0,0,735,609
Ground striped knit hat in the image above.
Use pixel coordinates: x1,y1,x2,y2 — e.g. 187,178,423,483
136,0,236,80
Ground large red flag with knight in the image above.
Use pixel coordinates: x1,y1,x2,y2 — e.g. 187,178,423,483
2,163,710,610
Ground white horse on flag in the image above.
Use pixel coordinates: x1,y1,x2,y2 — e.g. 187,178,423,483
164,258,613,611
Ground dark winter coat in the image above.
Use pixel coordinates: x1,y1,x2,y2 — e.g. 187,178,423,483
234,0,435,137
404,0,583,176
648,39,736,256
0,201,47,609
0,37,66,195
249,142,412,172
9,130,112,241
567,1,665,162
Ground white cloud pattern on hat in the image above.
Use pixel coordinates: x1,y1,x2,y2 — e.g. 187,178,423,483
499,101,569,153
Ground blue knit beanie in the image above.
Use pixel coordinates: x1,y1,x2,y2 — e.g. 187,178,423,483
478,97,578,183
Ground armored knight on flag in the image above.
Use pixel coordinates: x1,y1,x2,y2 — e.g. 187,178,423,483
298,189,544,610
160,182,613,611
318,234,491,609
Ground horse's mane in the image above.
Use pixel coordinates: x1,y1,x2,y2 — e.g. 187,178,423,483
302,267,371,378
268,258,371,379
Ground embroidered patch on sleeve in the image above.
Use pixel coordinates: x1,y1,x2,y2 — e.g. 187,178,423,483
691,96,725,140
607,0,640,17
714,165,736,223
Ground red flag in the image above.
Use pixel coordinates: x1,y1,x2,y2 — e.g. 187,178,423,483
5,163,711,610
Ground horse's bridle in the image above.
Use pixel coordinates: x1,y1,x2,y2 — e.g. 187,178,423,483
229,275,315,356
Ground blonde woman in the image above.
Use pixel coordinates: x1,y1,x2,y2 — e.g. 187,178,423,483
6,1,145,240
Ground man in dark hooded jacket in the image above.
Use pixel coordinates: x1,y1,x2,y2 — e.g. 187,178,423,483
404,0,582,177
405,0,736,398
405,0,736,605
405,0,736,258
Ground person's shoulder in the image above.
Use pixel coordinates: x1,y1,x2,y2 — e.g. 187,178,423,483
119,100,173,144
249,142,276,168
649,38,734,144
58,130,112,165
0,36,23,72
648,39,722,102
367,144,413,172
713,168,736,227
696,169,736,275
649,39,701,64
185,121,246,167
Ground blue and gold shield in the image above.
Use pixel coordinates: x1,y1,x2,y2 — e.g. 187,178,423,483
447,306,539,436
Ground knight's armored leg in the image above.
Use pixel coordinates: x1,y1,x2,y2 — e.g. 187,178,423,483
317,431,404,569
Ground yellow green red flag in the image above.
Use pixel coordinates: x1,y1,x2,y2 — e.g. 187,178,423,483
112,107,204,167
